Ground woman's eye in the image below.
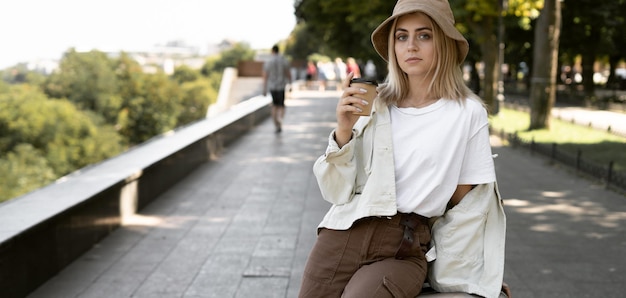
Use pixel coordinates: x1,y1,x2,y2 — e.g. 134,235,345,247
418,33,431,40
396,34,408,41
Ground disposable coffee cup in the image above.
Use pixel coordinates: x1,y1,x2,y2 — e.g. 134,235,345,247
350,78,378,116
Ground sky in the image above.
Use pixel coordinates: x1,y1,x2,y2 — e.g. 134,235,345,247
0,0,297,69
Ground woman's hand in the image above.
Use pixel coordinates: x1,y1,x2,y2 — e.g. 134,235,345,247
502,282,512,297
447,184,474,209
334,72,370,147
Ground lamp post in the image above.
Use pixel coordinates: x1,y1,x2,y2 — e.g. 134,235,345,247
496,0,508,113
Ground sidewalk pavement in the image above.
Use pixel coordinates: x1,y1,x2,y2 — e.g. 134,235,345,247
551,106,626,137
503,93,626,137
28,90,626,298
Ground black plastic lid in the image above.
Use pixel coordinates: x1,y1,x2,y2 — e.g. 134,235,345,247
350,78,378,86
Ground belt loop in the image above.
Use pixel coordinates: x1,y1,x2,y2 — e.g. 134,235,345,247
381,213,401,225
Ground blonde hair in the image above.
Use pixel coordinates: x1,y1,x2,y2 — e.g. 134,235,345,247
377,13,481,107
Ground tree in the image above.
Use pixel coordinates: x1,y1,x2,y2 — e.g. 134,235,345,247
172,65,201,84
294,0,395,77
118,72,182,143
560,0,612,99
0,144,56,202
606,7,626,89
201,42,257,75
561,0,626,96
293,0,540,110
499,12,535,90
169,65,217,126
451,0,501,113
528,0,561,130
284,22,326,62
0,85,125,177
1,63,47,86
177,78,217,126
44,49,120,115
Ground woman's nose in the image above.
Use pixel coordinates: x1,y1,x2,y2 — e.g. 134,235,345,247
407,38,418,51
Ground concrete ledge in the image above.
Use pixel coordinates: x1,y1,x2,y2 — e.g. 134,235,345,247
0,95,271,298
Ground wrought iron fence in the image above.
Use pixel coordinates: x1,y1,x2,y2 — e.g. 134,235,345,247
493,129,626,194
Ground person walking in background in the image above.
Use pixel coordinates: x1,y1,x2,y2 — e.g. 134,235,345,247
263,44,292,133
316,61,329,91
298,0,509,297
306,60,318,89
333,57,347,91
346,57,362,78
364,59,378,81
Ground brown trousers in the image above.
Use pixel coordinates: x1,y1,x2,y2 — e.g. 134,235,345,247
298,213,431,298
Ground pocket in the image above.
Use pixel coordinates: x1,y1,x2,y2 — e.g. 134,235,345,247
432,209,485,262
303,228,351,284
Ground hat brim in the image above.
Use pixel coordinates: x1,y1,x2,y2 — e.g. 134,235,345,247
370,4,468,64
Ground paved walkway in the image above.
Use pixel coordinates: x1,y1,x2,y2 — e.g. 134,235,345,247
551,106,626,137
29,90,626,298
503,93,626,137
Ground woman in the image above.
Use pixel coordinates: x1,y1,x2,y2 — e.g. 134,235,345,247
346,57,362,78
298,0,508,297
306,60,318,89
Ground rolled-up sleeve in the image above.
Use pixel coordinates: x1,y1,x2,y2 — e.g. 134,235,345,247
313,130,358,205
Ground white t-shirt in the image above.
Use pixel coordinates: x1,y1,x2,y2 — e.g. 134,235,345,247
390,98,496,217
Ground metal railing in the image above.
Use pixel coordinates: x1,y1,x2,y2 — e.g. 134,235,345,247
494,129,626,194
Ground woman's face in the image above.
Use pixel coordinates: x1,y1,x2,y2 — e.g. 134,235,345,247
393,12,436,80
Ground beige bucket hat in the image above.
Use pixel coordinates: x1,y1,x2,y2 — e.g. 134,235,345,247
371,0,469,63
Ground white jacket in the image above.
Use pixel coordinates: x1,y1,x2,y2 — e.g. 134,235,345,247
426,182,506,298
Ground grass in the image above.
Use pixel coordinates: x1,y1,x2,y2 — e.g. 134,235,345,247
489,108,626,173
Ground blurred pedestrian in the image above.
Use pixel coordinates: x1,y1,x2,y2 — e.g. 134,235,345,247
346,57,361,78
364,59,377,81
263,44,292,133
316,61,329,91
333,57,347,91
306,60,317,89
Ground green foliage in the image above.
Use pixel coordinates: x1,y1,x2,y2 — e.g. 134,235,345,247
1,63,30,84
206,71,223,91
294,0,395,66
0,144,57,202
177,78,217,126
292,0,626,91
202,42,256,75
284,23,319,61
171,65,218,126
44,49,119,113
508,0,542,20
561,0,625,61
0,80,8,93
459,0,499,22
115,52,146,103
1,63,47,86
200,58,217,77
0,85,124,185
35,49,220,145
0,46,228,202
172,65,201,84
118,72,182,143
